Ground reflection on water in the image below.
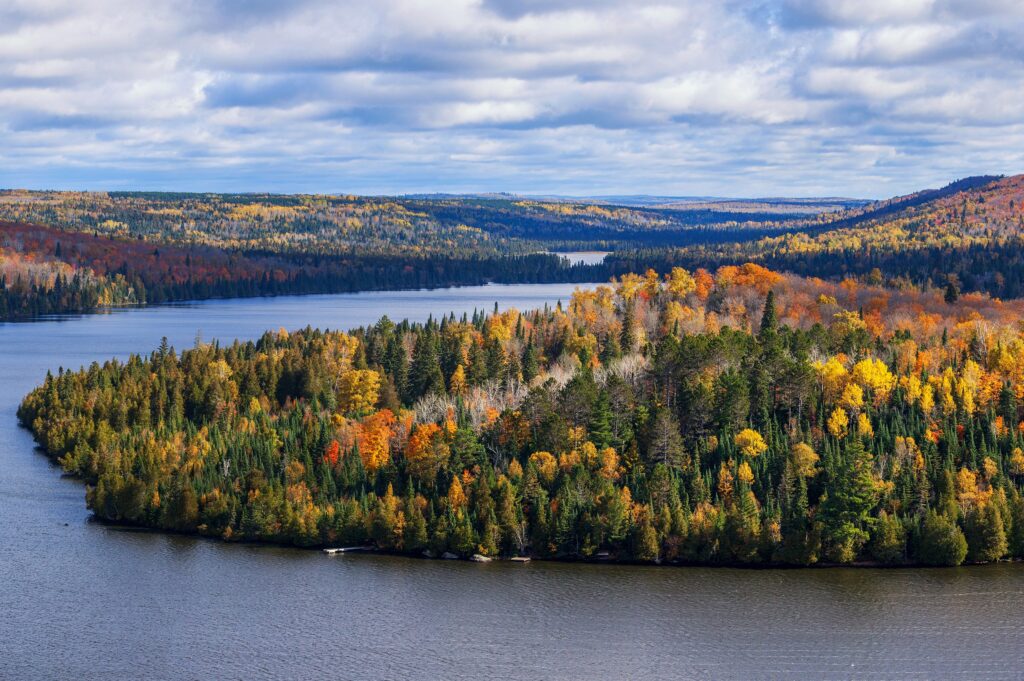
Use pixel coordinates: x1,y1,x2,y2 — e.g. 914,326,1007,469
2,282,1023,680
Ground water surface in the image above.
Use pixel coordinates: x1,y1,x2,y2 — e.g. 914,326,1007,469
2,283,1023,680
550,250,610,266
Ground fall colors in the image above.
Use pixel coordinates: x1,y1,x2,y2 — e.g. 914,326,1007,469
5,175,1024,320
20,259,1024,566
11,175,1024,567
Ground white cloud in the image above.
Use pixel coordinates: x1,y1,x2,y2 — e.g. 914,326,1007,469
0,0,1021,196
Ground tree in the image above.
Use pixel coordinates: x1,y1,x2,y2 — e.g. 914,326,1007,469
529,452,558,485
632,510,660,562
357,409,396,473
648,408,687,469
827,407,849,439
588,391,614,450
944,280,960,304
449,364,467,396
869,511,906,564
734,428,768,458
818,439,878,562
405,423,450,484
402,494,429,551
724,489,762,563
790,442,819,478
780,475,818,565
338,369,381,415
759,290,778,338
850,358,895,404
915,511,967,566
666,267,696,298
410,330,444,399
963,502,1007,563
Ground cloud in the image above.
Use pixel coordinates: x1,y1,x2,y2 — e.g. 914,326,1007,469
0,0,1021,197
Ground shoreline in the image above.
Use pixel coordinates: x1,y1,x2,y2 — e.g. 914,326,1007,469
0,277,603,324
90,515,1016,571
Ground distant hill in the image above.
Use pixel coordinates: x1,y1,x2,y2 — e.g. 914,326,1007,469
403,192,870,215
4,174,1023,316
609,174,1024,297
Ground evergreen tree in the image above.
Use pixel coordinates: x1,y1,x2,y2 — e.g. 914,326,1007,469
588,391,614,451
647,408,687,469
915,511,967,566
964,502,1008,563
410,330,444,399
869,511,907,564
818,439,878,562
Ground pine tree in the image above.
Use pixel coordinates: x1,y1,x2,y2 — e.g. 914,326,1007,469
964,502,1008,563
588,391,614,450
632,511,660,562
759,290,778,339
818,438,878,562
647,408,687,469
521,338,540,384
915,511,967,566
869,510,906,564
410,330,444,399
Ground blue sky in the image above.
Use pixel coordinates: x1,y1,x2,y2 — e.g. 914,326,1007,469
1,0,1022,198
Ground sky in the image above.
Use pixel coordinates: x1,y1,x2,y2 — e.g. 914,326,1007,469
1,0,1023,198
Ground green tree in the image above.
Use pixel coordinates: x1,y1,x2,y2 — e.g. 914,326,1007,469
869,511,906,564
915,511,968,566
632,510,660,562
818,439,879,562
963,502,1008,563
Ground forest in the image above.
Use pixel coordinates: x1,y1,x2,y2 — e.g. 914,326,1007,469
5,175,1021,319
0,187,857,319
637,175,1024,298
0,220,605,319
0,189,835,256
20,263,1024,566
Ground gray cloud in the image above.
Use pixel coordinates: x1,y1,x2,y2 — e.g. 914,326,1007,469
0,0,1021,197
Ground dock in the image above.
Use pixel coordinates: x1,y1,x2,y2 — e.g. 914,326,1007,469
509,556,531,563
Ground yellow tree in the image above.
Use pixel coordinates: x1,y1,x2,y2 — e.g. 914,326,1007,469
851,358,896,404
814,357,848,403
528,451,558,484
827,407,849,438
338,369,381,415
734,428,768,457
449,364,467,396
447,476,468,513
790,442,819,478
840,383,864,411
666,267,697,298
857,413,873,438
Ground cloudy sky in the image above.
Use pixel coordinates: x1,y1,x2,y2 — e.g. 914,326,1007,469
1,0,1022,198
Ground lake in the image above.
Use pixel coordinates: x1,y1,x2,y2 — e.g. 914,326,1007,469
2,283,1023,680
549,250,610,266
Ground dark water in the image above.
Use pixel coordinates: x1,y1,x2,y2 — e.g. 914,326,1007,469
2,284,1023,680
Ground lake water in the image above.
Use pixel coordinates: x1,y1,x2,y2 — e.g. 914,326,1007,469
2,284,1024,680
550,250,610,266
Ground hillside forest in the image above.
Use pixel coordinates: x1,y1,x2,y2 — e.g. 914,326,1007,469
0,186,861,319
4,175,1024,320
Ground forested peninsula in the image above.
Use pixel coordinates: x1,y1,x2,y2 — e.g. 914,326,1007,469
20,264,1024,567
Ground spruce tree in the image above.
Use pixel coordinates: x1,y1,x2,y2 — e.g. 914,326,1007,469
964,502,1008,563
